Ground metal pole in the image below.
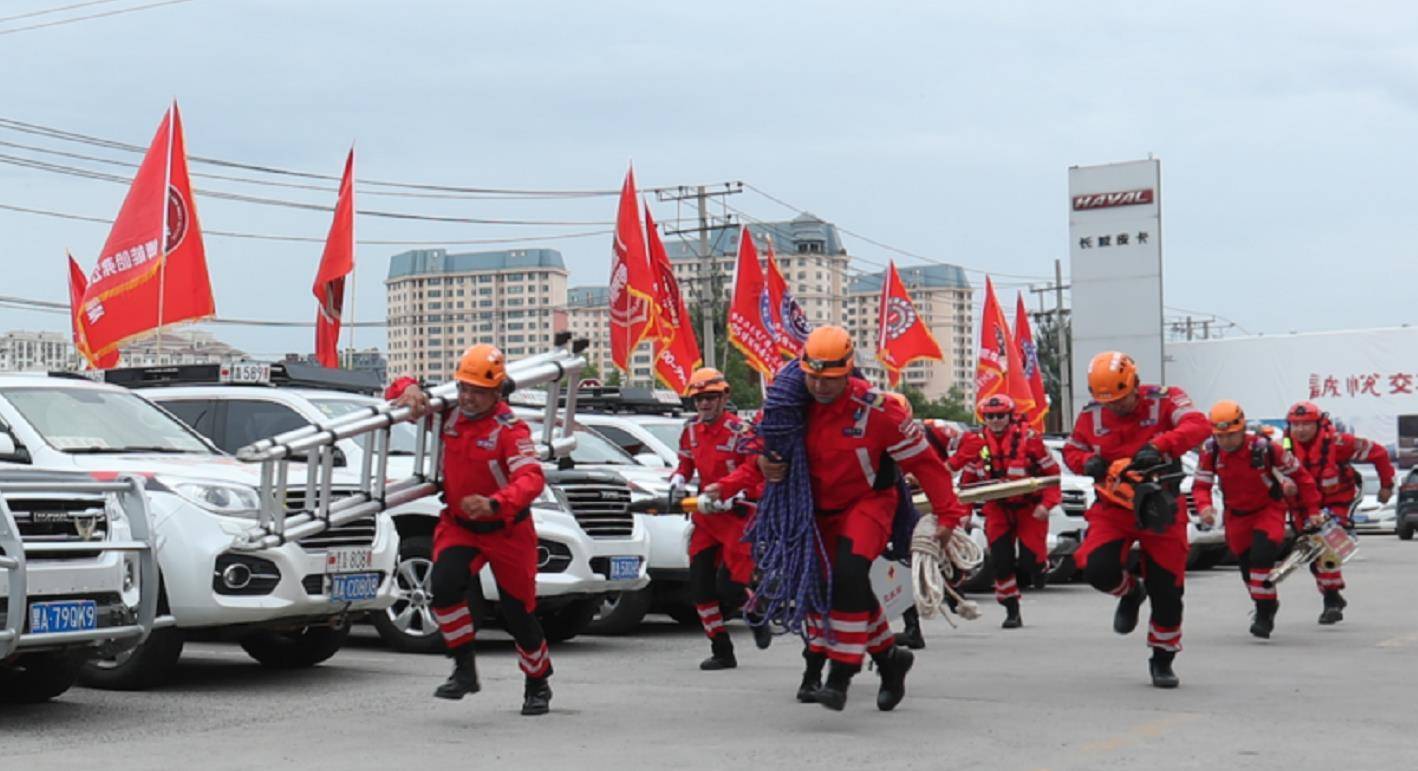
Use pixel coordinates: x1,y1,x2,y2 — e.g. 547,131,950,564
1054,259,1073,431
697,186,717,369
1185,316,1193,341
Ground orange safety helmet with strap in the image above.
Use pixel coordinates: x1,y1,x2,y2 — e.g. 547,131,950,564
1209,400,1246,434
799,325,854,377
686,367,730,397
455,344,507,388
1087,351,1139,404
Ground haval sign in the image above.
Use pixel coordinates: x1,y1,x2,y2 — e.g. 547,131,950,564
1072,188,1154,211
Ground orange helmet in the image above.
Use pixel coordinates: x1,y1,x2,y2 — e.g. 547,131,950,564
1287,401,1322,424
1087,351,1138,403
455,344,506,388
977,393,1015,416
1209,399,1246,434
686,367,729,397
799,325,854,377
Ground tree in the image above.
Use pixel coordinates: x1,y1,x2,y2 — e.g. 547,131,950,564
605,369,622,387
1032,311,1070,431
901,384,972,422
581,362,601,381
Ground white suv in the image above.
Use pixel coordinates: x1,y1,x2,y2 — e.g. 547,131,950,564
0,374,398,689
135,370,650,651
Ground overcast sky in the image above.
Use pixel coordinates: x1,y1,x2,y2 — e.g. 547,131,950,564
1,0,1414,358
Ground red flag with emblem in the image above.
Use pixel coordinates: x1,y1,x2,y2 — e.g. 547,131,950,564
975,276,1034,418
764,241,808,358
726,226,779,380
876,261,943,387
67,253,119,369
608,166,656,372
1014,292,1049,430
75,102,213,366
644,205,700,393
312,149,355,368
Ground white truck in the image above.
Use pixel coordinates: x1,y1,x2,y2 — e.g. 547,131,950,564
1,470,159,702
123,361,650,651
0,373,399,689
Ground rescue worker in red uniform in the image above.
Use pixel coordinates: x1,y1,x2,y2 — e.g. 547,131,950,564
958,393,1062,629
1192,400,1320,639
387,344,554,716
1284,401,1395,624
923,417,982,472
1062,351,1210,688
706,326,968,712
668,367,770,669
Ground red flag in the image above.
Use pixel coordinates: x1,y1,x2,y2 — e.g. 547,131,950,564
75,102,214,366
764,242,809,358
1014,293,1049,431
608,166,656,372
726,226,779,380
67,253,119,369
875,261,943,387
313,149,355,368
644,206,701,394
975,277,1034,418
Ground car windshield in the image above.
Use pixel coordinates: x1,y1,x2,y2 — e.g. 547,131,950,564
5,387,214,454
526,420,635,465
641,422,684,451
311,399,419,455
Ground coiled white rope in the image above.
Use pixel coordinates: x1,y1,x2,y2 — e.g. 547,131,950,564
910,513,985,625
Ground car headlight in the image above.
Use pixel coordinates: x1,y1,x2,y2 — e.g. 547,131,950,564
163,477,262,519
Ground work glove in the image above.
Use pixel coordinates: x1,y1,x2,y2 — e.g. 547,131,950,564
1083,455,1109,482
1130,443,1163,470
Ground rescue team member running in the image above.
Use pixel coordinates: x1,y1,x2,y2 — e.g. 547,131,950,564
705,326,967,712
388,344,554,716
958,394,1061,629
1063,351,1210,689
1283,401,1395,625
1191,400,1319,639
668,367,772,670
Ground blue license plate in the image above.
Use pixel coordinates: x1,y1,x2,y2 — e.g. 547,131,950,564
29,600,97,634
329,572,381,602
1354,513,1370,523
609,556,640,581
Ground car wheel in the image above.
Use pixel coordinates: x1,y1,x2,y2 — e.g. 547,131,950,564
79,627,185,691
1,651,85,703
1398,520,1415,541
1045,551,1078,584
585,587,653,635
239,622,350,669
540,598,599,643
369,535,445,654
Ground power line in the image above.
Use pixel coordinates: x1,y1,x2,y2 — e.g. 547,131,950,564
0,0,123,24
0,0,194,36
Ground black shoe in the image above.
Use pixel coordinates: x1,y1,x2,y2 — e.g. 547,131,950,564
797,651,825,703
1001,598,1022,629
1250,601,1277,639
875,647,914,712
699,634,737,670
895,607,926,649
433,647,480,700
814,662,857,712
520,676,552,716
1319,590,1344,625
1149,650,1179,689
751,620,774,651
1113,581,1146,635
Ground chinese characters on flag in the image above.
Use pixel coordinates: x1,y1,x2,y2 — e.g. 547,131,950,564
312,149,355,368
67,253,118,369
644,206,701,394
727,226,780,381
608,165,657,372
875,261,943,387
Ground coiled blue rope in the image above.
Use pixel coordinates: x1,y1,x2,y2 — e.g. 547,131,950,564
743,363,833,639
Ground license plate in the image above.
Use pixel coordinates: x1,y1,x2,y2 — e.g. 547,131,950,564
1353,513,1369,523
325,546,374,574
609,556,640,581
329,572,381,602
225,362,270,384
29,600,97,634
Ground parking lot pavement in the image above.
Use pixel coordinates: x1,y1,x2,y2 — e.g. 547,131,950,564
4,538,1415,770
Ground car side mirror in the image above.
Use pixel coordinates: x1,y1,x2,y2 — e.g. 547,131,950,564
0,432,31,464
634,452,668,469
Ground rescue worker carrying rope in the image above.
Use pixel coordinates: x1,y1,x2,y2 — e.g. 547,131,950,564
387,344,555,716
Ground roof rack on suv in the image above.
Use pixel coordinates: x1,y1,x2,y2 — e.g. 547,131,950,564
557,386,685,416
100,361,382,395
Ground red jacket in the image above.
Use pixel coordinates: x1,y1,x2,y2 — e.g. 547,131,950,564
1192,433,1319,516
1062,384,1210,474
922,419,981,471
1286,427,1395,507
717,377,967,527
673,412,754,487
958,422,1062,510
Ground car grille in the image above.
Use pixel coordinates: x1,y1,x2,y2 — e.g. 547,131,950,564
4,496,109,559
281,487,360,513
555,479,634,538
1060,488,1087,516
297,516,378,550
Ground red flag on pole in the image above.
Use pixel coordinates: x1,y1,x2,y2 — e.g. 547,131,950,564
1014,292,1049,431
764,241,809,358
726,226,779,380
975,276,1034,418
608,166,656,373
313,149,355,368
75,102,213,366
875,261,944,387
644,205,700,393
67,253,119,369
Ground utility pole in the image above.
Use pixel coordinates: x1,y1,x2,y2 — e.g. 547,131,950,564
657,182,743,370
1054,259,1072,431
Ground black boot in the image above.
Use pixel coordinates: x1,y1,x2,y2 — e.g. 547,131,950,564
699,633,737,670
433,646,480,700
814,661,858,712
749,617,774,650
1250,600,1278,639
873,647,914,712
1113,580,1146,635
1318,590,1345,625
1001,598,1023,629
796,650,825,703
895,606,926,650
520,675,552,716
1148,648,1179,689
